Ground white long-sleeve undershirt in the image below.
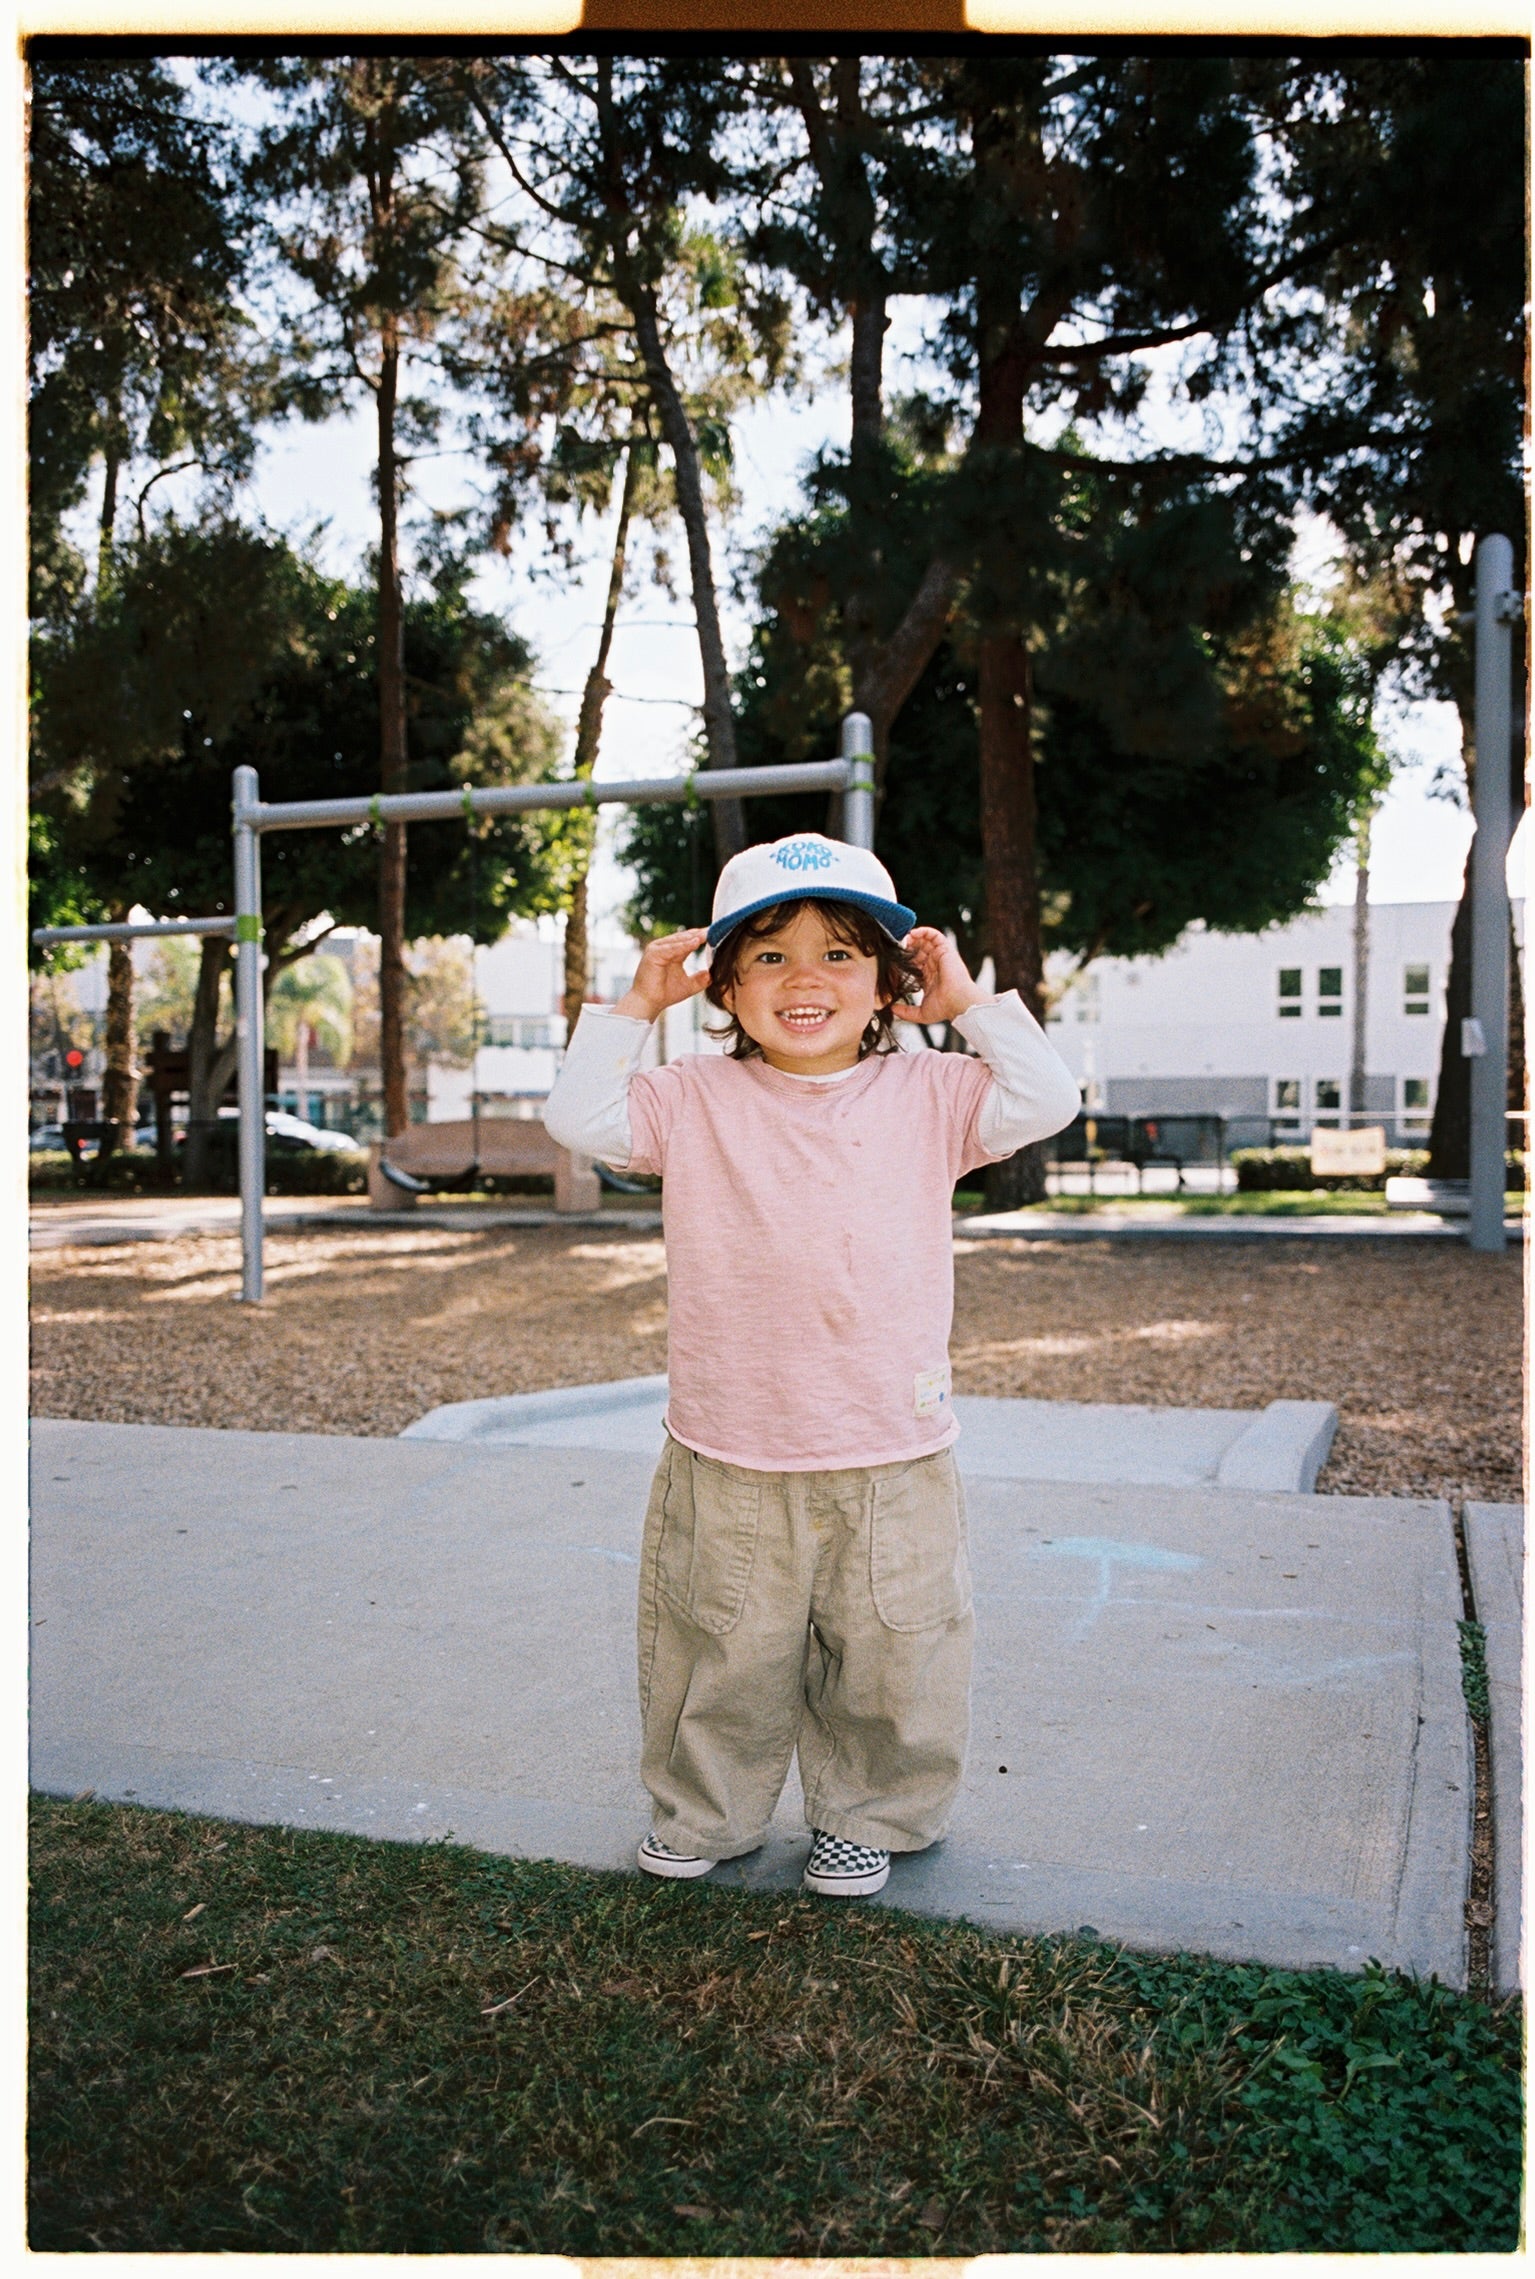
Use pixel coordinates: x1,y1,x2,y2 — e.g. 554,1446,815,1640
542,990,1081,1170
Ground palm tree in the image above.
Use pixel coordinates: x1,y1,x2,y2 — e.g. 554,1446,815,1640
268,954,354,1117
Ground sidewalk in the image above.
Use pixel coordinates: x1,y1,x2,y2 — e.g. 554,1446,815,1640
27,1193,662,1246
31,1416,1500,1986
32,1190,1518,1249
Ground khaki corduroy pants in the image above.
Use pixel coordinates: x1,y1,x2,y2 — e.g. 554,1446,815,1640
637,1434,974,1861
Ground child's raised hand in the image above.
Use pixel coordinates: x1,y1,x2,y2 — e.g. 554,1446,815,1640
613,927,712,1024
893,926,987,1027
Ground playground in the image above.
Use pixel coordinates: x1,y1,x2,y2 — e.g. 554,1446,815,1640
30,1216,1524,1502
30,1204,1525,2255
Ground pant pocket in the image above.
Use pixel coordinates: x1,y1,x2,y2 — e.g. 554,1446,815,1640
868,1451,972,1633
657,1440,762,1635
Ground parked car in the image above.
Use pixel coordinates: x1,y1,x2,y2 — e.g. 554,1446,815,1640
29,1124,64,1151
213,1107,365,1156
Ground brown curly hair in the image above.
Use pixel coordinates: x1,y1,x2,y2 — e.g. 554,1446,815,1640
705,897,924,1062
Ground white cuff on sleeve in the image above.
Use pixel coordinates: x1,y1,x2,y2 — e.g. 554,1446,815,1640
953,990,1082,1154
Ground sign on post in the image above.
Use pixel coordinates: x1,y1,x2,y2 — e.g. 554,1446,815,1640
1309,1125,1387,1178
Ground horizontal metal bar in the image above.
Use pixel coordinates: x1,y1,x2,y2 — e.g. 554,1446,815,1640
32,915,237,946
239,758,852,836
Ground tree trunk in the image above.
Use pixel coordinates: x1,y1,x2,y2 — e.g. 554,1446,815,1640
564,440,640,1039
376,317,411,1138
1348,809,1371,1125
786,58,958,817
1428,676,1526,1177
184,934,235,1189
101,929,137,1139
623,277,745,867
1426,871,1473,1179
978,632,1049,1207
97,426,120,591
969,113,1046,1211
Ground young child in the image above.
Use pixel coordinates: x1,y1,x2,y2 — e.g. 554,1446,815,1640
543,833,1079,1899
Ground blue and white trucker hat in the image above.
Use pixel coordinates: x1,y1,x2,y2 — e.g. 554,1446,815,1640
705,833,916,951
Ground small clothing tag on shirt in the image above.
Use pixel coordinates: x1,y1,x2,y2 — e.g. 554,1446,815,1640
914,1363,952,1419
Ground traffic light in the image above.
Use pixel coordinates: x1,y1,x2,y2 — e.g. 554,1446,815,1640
64,1048,84,1070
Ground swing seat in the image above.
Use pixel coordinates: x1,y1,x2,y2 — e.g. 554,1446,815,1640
367,1119,604,1214
376,1154,480,1196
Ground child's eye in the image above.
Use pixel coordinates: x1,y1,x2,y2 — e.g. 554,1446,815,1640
825,950,851,962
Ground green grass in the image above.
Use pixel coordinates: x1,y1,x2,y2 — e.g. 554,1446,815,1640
1457,1621,1492,1724
29,1797,1522,2255
1180,1190,1390,1217
971,1190,1392,1218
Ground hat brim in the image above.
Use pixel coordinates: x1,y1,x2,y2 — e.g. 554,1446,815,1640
706,886,917,950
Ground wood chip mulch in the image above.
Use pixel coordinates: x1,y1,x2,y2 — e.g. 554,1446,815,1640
29,1224,1526,1505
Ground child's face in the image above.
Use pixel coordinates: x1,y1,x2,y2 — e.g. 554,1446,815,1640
720,904,888,1075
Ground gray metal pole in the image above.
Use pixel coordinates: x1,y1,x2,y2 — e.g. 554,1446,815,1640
233,765,266,1303
242,758,852,837
841,712,875,851
32,916,237,947
1469,534,1516,1253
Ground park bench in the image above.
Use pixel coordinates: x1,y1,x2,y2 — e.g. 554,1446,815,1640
1052,1111,1225,1194
365,1117,601,1213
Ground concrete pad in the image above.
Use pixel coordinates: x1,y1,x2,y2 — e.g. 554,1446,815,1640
1465,1502,1525,1994
31,1420,1469,1982
403,1379,1339,1495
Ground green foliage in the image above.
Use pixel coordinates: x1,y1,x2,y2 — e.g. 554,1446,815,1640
29,1150,158,1194
29,1141,367,1197
29,519,569,960
133,936,205,1051
1232,1148,1429,1194
27,59,266,622
623,530,1388,970
1114,1946,1520,2252
27,810,106,952
236,56,485,452
29,1798,1522,2254
1457,1621,1491,1725
1256,54,1526,705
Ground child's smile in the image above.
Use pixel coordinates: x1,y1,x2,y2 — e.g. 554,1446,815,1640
721,905,889,1074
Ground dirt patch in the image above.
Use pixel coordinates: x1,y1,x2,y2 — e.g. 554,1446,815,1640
29,1225,1525,1502
950,1235,1525,1503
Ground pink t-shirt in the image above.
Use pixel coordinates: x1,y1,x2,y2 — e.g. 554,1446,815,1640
625,1047,1001,1472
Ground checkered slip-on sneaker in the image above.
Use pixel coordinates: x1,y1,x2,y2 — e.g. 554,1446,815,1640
803,1829,891,1897
636,1832,713,1880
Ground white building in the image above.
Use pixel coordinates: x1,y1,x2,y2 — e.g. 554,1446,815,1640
427,917,642,1121
1042,898,1516,1145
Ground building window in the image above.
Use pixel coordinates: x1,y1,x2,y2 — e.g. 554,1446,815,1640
1073,973,1100,1024
1404,963,1432,1016
1402,1076,1431,1131
480,1015,557,1050
1317,967,1343,1017
1277,967,1303,1018
1313,1078,1341,1128
1274,1078,1301,1131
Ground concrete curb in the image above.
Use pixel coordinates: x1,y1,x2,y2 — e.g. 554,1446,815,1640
403,1380,1341,1497
1216,1401,1339,1493
1464,1502,1525,1995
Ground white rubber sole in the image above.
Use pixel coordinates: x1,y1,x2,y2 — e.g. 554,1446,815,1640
637,1835,713,1881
